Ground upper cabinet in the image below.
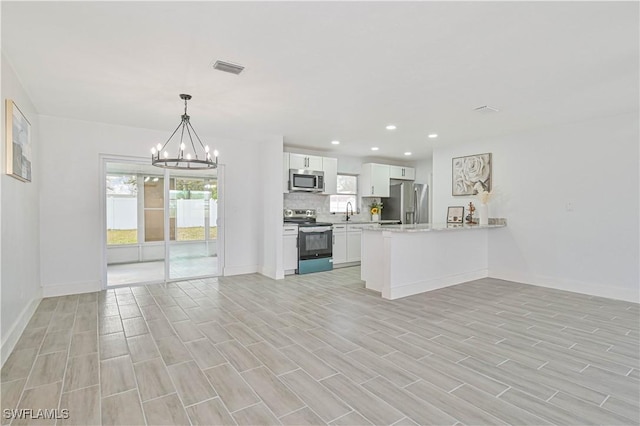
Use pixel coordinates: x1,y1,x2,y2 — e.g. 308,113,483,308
360,163,390,197
289,153,323,171
284,152,338,194
389,165,415,181
322,157,338,195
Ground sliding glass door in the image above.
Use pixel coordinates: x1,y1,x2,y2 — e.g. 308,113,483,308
104,158,219,287
168,170,218,280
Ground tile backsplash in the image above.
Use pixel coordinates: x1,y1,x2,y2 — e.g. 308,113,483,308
283,192,380,222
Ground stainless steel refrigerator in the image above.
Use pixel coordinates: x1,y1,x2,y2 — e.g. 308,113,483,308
382,182,429,224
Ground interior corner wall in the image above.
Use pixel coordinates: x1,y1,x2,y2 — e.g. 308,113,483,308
432,112,639,302
1,54,42,365
259,136,285,279
38,115,276,294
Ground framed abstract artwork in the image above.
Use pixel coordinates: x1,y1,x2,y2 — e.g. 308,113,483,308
5,99,32,182
452,152,491,196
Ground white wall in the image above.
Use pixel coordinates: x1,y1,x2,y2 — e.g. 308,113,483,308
432,113,639,302
261,139,285,279
1,55,42,365
39,115,283,295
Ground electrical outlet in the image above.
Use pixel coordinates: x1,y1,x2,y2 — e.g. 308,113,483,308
566,201,574,212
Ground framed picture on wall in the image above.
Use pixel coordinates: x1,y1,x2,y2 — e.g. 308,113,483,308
447,206,464,224
5,99,32,182
452,152,491,196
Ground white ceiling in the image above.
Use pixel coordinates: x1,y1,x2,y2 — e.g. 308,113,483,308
2,2,638,160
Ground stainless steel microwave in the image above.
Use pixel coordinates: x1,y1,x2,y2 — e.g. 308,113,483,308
289,169,324,192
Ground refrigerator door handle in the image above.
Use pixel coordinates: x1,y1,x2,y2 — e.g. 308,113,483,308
414,187,418,223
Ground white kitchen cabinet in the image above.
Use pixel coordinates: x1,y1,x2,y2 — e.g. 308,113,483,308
283,225,299,274
283,152,290,193
332,224,347,264
360,163,390,197
389,165,415,180
284,152,338,194
347,228,362,262
289,153,323,170
322,157,338,195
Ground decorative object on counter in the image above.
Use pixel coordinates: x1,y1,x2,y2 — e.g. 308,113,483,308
452,152,492,196
369,200,383,221
5,99,32,182
447,206,464,224
151,94,218,170
475,189,493,225
465,201,477,224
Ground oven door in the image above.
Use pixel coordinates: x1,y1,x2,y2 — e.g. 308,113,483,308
298,226,333,260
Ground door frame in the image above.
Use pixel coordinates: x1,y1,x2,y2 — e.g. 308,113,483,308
99,154,224,289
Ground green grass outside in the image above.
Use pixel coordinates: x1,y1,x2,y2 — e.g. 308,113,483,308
107,227,217,245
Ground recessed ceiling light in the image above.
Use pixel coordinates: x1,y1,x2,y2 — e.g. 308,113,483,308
331,140,340,145
371,147,379,151
404,152,412,156
428,133,438,139
386,125,397,130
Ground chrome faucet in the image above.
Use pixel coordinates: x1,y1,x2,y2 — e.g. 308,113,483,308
346,201,354,221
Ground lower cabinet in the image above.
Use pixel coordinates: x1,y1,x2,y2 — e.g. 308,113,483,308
333,224,364,265
283,225,298,274
332,225,347,264
347,229,362,262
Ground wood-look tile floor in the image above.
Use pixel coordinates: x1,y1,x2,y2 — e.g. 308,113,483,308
2,266,639,425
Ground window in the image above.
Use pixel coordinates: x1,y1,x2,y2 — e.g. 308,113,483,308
330,174,358,213
106,174,138,245
170,178,217,241
106,172,218,245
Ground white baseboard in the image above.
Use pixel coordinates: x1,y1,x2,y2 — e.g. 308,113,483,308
42,280,101,297
489,269,640,303
387,269,489,300
259,265,279,280
223,264,259,276
1,297,41,367
333,261,361,269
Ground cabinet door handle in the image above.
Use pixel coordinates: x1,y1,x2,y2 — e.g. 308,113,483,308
371,186,374,194
296,237,298,248
333,235,335,245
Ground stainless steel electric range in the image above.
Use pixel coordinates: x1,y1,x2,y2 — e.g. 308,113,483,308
284,209,333,274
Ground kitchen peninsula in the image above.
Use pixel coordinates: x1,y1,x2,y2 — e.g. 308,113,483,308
361,222,506,299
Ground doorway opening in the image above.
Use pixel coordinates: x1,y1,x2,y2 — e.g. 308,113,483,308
102,157,220,287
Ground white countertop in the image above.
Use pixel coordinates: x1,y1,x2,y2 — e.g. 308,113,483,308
329,219,400,225
363,222,506,233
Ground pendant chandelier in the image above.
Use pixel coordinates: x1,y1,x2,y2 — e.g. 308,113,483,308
151,94,218,169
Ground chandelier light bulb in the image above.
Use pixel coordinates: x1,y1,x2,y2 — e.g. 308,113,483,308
151,147,156,155
205,146,210,153
186,153,192,160
163,151,168,158
156,143,162,151
180,143,186,151
213,150,219,157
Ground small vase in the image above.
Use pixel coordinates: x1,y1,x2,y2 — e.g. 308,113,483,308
479,203,489,225
371,214,380,222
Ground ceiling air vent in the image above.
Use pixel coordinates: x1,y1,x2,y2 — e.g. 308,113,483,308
474,105,500,113
213,60,245,75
